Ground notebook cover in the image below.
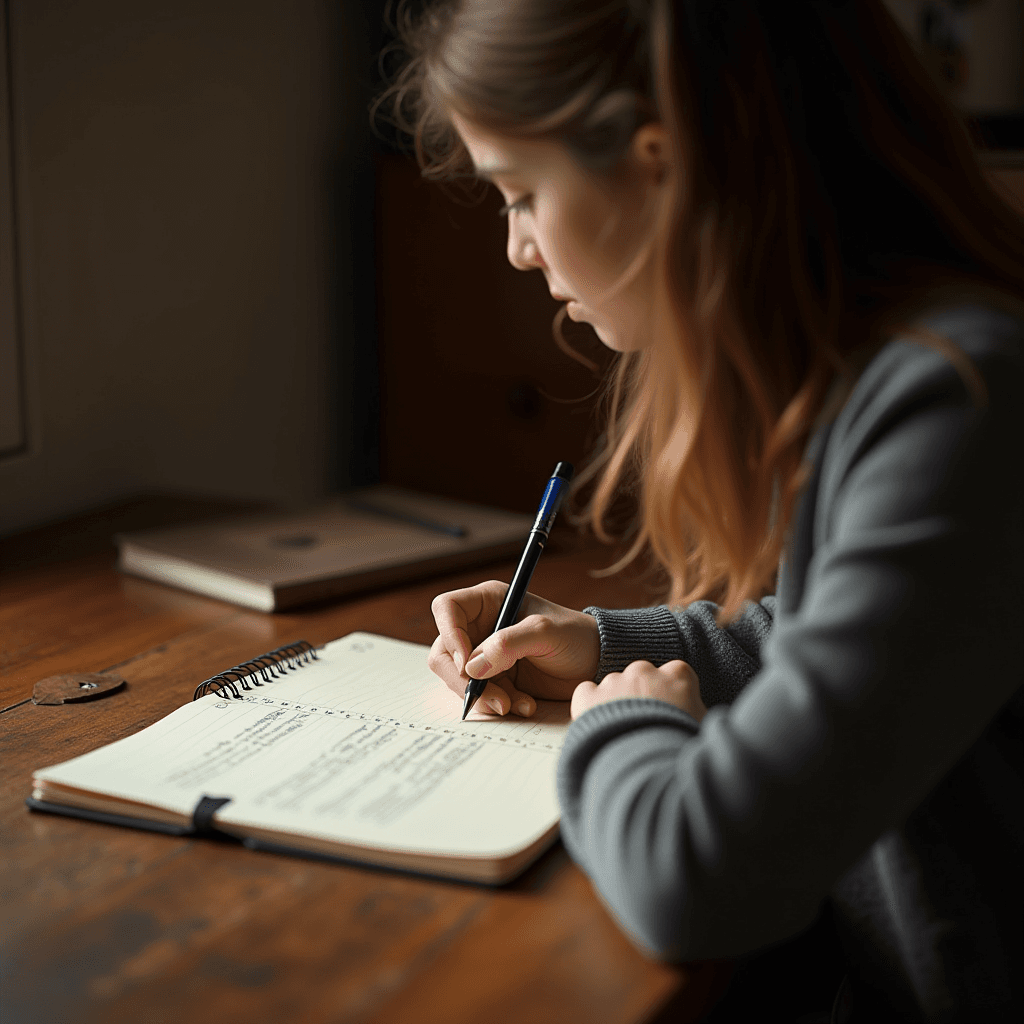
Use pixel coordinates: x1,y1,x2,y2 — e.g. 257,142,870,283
24,797,536,887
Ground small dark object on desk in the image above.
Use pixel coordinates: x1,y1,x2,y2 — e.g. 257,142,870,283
32,673,127,705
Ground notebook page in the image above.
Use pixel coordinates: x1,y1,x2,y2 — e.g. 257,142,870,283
199,633,570,750
34,633,569,858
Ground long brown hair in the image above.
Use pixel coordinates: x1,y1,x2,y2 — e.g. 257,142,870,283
373,0,1024,621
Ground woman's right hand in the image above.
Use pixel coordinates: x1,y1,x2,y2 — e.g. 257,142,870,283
428,581,601,717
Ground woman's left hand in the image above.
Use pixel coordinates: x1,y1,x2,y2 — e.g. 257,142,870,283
570,659,708,722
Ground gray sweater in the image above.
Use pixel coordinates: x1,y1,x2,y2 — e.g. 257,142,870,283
557,303,1023,1022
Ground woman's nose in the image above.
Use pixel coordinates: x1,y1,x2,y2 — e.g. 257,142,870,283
507,220,543,272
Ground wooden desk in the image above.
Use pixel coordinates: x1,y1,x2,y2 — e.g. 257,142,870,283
0,499,728,1024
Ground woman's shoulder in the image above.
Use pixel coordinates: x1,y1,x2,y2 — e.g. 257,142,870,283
808,290,1024,535
906,291,1024,363
834,290,1023,441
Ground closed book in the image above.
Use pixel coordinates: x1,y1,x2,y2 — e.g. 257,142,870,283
116,485,533,611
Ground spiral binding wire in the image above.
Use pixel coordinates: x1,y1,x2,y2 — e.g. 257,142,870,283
192,640,320,701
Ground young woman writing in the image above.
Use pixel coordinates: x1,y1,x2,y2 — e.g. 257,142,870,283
374,1,1023,1019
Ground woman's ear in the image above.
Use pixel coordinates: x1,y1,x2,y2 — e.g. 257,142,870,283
631,123,672,186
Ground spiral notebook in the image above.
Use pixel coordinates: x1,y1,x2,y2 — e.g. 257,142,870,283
28,633,570,884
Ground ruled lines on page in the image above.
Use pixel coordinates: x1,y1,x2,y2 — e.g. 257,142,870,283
196,632,572,752
35,633,567,856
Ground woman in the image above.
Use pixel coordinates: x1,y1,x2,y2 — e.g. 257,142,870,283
373,1,1023,1020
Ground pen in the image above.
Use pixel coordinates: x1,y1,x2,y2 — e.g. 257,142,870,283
461,461,574,720
348,498,468,538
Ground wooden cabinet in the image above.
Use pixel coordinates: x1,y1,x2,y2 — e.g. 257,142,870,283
374,151,612,514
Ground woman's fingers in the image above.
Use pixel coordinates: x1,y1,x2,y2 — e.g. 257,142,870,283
464,613,572,679
428,625,537,716
570,659,706,721
431,581,509,671
427,633,465,698
570,680,600,720
430,584,600,705
469,680,537,718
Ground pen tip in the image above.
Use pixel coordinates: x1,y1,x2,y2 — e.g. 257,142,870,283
461,689,475,721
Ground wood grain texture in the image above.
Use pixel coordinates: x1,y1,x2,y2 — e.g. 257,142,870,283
1,501,725,1024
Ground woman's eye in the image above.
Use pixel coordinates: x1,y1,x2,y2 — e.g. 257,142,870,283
498,196,532,218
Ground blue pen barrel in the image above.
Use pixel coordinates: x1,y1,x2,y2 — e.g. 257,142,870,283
532,471,571,538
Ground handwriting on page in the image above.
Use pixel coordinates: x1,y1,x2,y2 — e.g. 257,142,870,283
159,703,549,828
255,724,480,827
163,707,312,789
33,635,564,845
200,634,572,751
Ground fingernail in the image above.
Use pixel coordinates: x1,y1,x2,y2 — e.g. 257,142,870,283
514,700,531,717
486,699,503,715
452,649,463,673
466,655,491,677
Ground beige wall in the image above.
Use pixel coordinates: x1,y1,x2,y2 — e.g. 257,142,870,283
1,0,352,536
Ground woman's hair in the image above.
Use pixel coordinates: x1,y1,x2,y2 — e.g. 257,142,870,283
372,0,1024,621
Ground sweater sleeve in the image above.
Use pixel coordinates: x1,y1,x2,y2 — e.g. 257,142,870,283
557,308,1024,962
584,597,775,707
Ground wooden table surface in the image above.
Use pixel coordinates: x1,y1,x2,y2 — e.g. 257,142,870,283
0,497,729,1024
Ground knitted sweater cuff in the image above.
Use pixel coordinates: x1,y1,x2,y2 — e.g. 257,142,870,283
583,605,684,683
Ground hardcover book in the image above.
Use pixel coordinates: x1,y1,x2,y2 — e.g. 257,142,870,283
116,486,533,611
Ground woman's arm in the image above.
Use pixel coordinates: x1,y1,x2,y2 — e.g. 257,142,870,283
557,308,1024,962
586,595,775,707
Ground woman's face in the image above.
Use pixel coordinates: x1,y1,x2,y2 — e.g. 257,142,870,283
450,113,671,352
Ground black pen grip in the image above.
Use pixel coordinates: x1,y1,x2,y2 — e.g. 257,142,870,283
461,463,573,720
493,532,545,634
462,542,541,717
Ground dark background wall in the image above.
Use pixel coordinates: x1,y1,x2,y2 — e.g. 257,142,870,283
0,0,615,531
0,0,365,534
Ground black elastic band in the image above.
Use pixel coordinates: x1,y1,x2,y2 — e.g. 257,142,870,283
192,795,232,834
